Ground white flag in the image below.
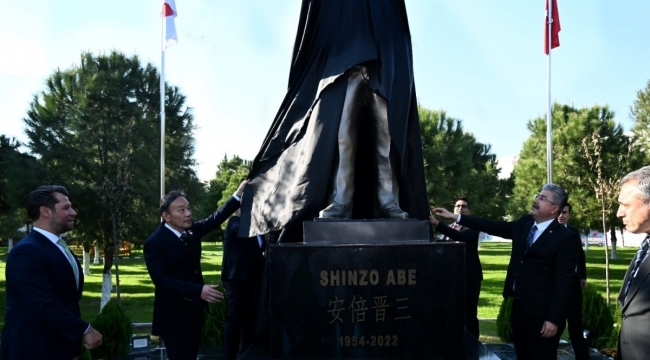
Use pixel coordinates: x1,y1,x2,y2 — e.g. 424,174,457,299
162,0,178,49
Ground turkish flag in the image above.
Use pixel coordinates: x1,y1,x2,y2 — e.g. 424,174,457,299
544,0,560,54
163,0,178,49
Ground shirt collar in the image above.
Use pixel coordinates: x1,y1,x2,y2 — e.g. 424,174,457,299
534,218,555,234
33,226,61,245
164,223,183,238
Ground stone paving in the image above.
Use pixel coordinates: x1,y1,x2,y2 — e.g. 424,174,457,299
485,342,612,360
123,342,614,359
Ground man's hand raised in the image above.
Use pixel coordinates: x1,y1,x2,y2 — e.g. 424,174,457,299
235,180,249,199
432,207,458,221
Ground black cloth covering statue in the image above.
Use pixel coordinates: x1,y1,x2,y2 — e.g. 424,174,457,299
239,0,428,240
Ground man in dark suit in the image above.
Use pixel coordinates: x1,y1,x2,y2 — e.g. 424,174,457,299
557,202,590,360
429,197,483,339
221,209,266,360
433,183,579,359
144,180,247,360
616,166,650,360
1,185,103,360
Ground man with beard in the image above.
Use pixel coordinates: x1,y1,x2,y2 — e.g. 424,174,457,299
0,185,103,360
433,184,579,360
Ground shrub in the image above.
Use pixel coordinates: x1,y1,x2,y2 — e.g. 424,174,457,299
90,300,133,360
201,285,229,348
78,348,92,360
496,296,514,343
606,303,622,349
581,286,613,350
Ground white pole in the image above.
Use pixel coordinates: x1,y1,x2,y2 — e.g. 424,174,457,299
546,0,553,184
160,4,166,199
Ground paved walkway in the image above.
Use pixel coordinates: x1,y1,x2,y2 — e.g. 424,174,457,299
123,342,613,359
485,342,612,360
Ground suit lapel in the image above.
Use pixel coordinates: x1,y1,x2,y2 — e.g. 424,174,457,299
529,220,560,252
74,256,84,295
619,259,634,307
517,221,535,258
31,231,79,291
162,225,186,247
622,255,650,309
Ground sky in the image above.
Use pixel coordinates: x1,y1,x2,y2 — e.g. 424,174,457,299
2,1,649,182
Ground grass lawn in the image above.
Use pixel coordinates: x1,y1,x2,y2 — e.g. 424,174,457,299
0,241,636,345
477,241,635,343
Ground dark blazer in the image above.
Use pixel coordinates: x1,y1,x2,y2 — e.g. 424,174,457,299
566,225,587,281
222,216,266,280
144,196,240,337
459,214,579,326
617,235,650,360
435,223,483,284
0,230,87,360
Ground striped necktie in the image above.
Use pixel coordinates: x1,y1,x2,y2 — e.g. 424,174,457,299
623,236,650,301
524,225,538,254
57,238,79,287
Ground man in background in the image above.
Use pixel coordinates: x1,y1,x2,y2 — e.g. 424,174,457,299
222,209,266,360
616,166,650,360
429,197,483,339
557,202,590,360
0,185,102,360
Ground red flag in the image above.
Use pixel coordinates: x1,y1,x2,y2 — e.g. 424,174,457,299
544,0,560,54
163,0,178,49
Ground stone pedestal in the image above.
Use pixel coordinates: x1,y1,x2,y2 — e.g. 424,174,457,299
268,220,467,359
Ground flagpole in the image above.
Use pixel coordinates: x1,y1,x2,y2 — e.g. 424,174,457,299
160,5,166,199
546,0,553,184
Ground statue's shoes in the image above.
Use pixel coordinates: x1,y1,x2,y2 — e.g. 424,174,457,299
381,204,409,219
319,202,352,219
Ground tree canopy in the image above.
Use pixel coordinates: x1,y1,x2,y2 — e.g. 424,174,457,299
631,79,650,164
509,104,636,233
22,51,203,269
419,106,510,221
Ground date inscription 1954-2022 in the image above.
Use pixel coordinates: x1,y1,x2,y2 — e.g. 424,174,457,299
338,335,398,347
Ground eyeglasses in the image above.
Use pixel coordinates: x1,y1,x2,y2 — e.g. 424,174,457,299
534,193,557,206
454,204,468,209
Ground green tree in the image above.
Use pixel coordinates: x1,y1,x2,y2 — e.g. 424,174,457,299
0,136,43,241
22,51,202,309
419,107,509,220
201,155,251,242
631,79,650,164
509,104,630,234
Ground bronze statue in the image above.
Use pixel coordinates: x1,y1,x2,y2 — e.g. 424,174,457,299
239,0,429,241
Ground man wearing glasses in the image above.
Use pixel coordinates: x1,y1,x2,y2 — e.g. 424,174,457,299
429,197,483,340
433,184,579,360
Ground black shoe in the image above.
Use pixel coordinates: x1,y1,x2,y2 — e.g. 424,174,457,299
381,204,408,219
319,202,351,219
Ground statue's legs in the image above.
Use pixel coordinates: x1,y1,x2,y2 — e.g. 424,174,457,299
319,66,408,219
369,93,408,219
319,67,365,218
